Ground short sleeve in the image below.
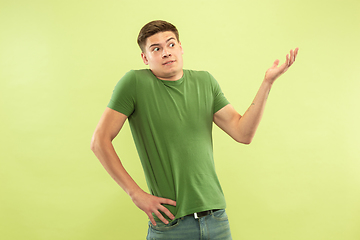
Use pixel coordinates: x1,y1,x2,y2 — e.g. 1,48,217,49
208,72,230,114
107,70,136,117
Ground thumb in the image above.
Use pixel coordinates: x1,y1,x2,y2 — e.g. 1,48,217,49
271,59,280,68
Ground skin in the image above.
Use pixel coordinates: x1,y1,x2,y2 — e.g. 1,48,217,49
214,48,299,144
141,31,184,81
91,30,299,226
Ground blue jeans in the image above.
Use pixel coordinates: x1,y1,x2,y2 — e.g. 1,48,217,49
146,209,232,240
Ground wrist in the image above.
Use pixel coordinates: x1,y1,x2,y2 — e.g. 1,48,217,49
262,78,274,88
128,187,144,200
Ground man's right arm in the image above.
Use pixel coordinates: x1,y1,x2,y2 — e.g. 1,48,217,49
90,107,176,225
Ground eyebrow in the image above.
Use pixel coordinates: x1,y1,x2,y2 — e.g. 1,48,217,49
149,37,176,49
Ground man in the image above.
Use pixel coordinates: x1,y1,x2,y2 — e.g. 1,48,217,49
91,20,298,239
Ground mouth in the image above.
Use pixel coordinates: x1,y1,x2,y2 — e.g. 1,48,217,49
163,60,175,65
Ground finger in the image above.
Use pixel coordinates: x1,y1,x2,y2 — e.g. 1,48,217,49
289,49,294,66
159,205,175,220
292,49,296,62
294,47,299,60
286,54,290,67
153,210,170,225
147,213,157,226
290,48,298,66
159,197,177,206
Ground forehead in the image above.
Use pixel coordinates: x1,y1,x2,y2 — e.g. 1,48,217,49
145,31,177,47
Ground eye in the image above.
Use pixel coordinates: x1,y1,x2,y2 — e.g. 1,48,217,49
153,47,160,52
169,43,175,47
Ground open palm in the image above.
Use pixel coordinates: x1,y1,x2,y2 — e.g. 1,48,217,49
265,48,299,84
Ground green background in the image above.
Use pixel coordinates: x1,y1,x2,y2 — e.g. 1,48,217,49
1,0,359,239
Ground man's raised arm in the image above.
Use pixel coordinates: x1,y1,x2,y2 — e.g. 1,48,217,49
213,48,299,144
90,107,176,226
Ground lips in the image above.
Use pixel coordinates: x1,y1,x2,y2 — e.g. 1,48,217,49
163,60,175,65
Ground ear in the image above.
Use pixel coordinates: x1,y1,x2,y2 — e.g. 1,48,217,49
179,41,184,55
141,52,149,65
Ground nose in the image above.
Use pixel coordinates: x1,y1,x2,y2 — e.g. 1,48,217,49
162,48,171,58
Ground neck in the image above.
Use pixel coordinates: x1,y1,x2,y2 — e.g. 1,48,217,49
152,69,184,81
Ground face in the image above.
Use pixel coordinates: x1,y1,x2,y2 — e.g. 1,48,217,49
141,31,184,81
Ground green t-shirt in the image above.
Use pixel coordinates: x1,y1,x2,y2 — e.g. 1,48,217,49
107,69,230,221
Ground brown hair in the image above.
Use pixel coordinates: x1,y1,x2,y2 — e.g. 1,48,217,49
137,20,179,53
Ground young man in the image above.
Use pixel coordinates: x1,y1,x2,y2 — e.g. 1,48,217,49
91,20,298,239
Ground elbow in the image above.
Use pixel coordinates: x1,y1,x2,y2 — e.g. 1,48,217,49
90,134,99,153
235,135,253,145
237,139,252,145
90,138,96,152
90,132,112,154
